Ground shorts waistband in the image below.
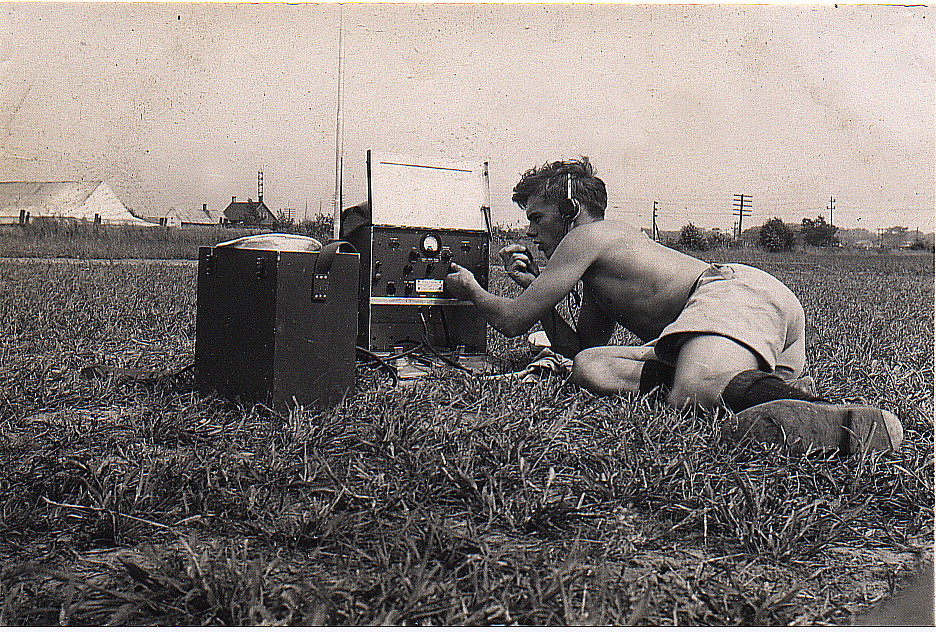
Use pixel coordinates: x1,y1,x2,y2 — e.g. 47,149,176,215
689,263,735,294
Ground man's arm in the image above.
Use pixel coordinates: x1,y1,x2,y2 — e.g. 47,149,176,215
445,228,600,338
537,306,580,359
498,243,584,357
537,287,617,358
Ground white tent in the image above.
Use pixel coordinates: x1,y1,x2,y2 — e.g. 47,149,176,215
0,181,157,226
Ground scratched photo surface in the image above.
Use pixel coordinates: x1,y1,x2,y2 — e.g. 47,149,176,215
0,3,931,625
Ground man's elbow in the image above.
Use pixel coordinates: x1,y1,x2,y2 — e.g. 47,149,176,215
493,320,527,339
492,311,534,338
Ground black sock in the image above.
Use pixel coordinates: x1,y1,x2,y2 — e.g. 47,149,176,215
639,360,676,396
721,369,823,413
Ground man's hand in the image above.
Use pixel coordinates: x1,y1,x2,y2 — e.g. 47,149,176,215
498,244,540,288
444,262,478,300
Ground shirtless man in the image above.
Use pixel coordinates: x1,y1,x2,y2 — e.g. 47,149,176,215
444,157,902,454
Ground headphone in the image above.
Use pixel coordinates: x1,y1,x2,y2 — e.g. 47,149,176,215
557,172,581,220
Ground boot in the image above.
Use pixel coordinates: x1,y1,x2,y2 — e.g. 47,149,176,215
722,399,903,455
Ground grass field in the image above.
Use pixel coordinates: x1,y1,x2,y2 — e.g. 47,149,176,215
0,219,333,261
0,244,931,624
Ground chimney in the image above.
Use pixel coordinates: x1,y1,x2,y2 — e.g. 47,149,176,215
202,203,207,212
258,169,264,203
232,196,237,203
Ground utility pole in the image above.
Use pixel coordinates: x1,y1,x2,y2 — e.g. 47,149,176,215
732,194,752,239
652,201,659,242
827,196,835,226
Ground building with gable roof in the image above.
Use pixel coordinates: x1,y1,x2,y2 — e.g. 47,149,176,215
151,203,226,227
222,196,277,227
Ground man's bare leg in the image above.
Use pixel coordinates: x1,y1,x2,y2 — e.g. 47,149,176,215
651,335,901,452
570,345,661,396
666,335,762,408
572,335,901,453
573,335,819,408
571,337,761,402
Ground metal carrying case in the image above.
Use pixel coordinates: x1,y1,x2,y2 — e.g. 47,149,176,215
194,239,360,411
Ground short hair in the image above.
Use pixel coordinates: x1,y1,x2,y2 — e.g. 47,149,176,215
512,157,607,219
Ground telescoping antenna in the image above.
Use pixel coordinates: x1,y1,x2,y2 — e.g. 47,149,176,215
332,5,346,241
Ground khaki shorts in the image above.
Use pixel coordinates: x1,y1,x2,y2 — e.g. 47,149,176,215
652,263,806,380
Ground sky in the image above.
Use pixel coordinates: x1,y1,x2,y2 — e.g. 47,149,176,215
0,2,932,232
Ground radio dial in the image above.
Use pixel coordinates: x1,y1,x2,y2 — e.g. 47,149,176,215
420,234,441,257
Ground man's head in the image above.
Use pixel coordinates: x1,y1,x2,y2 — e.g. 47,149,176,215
512,157,607,220
512,157,607,257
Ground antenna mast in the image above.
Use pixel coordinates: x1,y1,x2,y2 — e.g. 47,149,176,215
332,4,346,240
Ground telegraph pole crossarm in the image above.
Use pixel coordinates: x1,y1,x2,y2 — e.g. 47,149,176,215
732,193,752,239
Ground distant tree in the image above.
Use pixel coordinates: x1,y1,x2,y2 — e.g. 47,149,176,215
677,223,709,251
880,226,909,249
299,213,334,241
275,209,297,227
759,217,795,252
705,228,732,250
801,216,838,247
492,224,527,242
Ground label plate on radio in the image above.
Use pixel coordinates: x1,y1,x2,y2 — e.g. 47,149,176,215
415,279,445,294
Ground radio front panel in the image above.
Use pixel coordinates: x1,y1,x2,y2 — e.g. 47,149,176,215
370,226,488,301
344,224,489,353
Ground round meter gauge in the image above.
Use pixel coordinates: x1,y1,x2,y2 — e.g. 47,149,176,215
420,233,442,257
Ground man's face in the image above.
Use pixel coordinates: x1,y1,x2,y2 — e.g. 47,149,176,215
524,194,567,259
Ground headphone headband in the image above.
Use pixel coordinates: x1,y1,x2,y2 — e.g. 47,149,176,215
558,172,581,220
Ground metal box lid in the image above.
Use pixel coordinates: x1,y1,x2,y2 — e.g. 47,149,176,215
369,151,489,231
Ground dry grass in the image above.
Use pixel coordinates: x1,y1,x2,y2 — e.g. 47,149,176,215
0,249,931,625
0,217,332,261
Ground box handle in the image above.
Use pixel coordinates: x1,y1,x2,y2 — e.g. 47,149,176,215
315,240,357,273
311,240,357,301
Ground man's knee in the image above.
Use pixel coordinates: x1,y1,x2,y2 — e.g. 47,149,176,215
569,347,604,390
668,335,762,409
570,347,646,396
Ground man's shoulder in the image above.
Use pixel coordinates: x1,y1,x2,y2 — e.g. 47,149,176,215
553,219,652,267
573,219,647,247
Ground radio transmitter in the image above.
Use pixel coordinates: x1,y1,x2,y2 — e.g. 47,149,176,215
341,151,491,353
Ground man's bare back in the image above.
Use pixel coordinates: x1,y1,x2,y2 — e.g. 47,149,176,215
568,220,710,342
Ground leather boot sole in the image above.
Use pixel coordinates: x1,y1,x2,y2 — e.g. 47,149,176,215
722,399,903,455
